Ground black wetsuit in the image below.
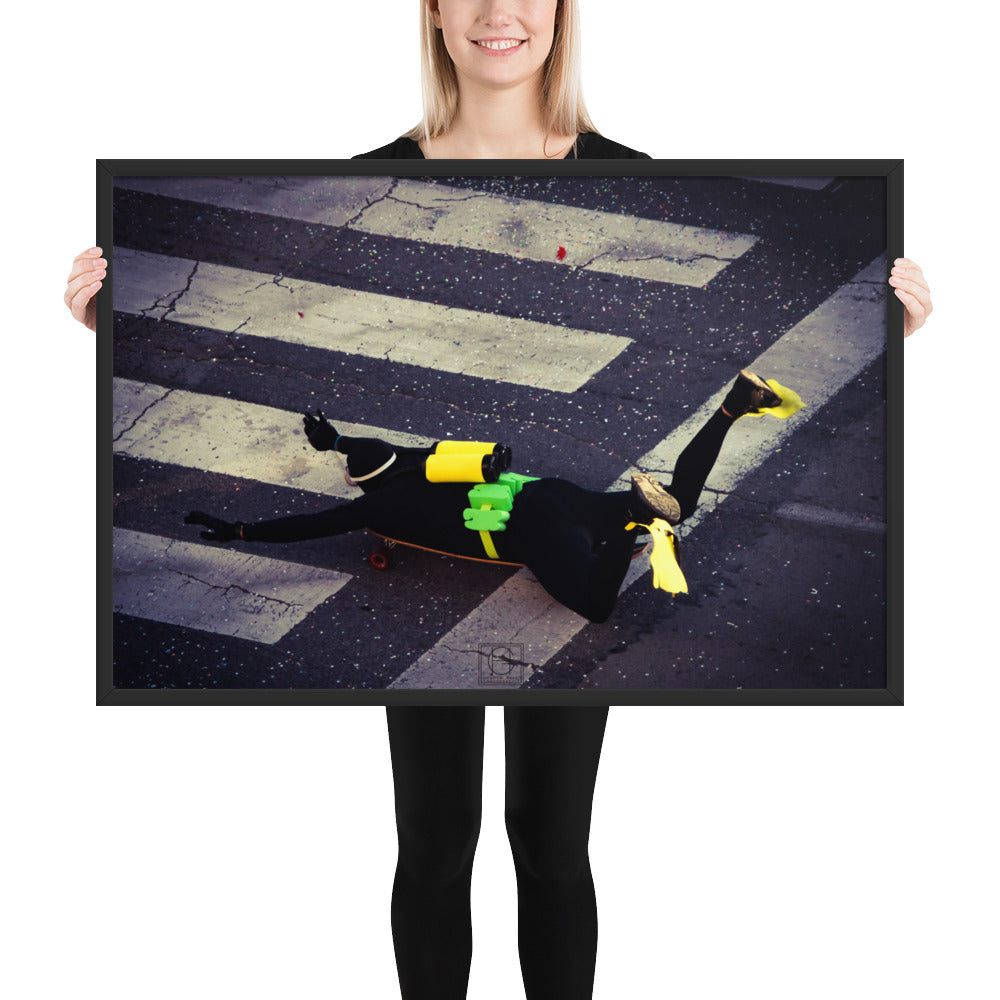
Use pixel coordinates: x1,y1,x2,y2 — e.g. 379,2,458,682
242,405,734,625
242,442,641,625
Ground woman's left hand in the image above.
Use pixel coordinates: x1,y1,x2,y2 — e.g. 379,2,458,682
889,258,933,337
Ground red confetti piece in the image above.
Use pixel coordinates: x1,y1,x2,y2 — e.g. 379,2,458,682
556,246,567,260
297,311,304,318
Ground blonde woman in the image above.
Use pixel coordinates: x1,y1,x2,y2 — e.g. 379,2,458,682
66,3,932,998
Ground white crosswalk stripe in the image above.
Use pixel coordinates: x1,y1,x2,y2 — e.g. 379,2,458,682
113,527,352,643
113,376,435,497
112,247,632,393
388,256,886,688
115,176,758,286
774,502,886,534
735,177,835,189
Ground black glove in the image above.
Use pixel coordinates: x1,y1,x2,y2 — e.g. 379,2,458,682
302,409,339,452
184,511,241,542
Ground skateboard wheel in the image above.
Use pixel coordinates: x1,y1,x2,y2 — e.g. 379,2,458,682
368,548,392,571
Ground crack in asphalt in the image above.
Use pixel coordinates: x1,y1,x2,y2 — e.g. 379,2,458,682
247,274,295,295
348,185,490,230
438,643,481,657
140,260,200,321
344,178,401,228
113,387,175,443
571,247,737,272
384,196,449,212
424,192,487,204
167,568,304,609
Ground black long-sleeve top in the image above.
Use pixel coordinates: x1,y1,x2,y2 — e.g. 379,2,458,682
352,132,652,159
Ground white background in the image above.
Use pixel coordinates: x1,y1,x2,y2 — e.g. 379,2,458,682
3,2,995,998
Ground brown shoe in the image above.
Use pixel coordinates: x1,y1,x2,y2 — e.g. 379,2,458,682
628,473,682,526
722,369,782,418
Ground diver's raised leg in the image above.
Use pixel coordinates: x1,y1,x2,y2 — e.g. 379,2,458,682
668,369,789,521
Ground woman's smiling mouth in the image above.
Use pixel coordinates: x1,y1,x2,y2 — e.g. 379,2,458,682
472,38,527,53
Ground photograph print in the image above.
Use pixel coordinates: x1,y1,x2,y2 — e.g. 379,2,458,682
101,161,899,703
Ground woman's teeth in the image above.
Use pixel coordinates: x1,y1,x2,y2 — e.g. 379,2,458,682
476,39,525,50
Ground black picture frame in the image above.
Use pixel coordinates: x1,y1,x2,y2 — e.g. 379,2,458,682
97,158,902,705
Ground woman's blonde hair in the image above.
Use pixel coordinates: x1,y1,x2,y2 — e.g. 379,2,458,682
403,0,599,154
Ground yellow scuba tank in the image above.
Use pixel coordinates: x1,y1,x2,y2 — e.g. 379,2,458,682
425,441,512,484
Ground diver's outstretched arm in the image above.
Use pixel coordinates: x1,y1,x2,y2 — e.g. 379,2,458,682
185,489,399,545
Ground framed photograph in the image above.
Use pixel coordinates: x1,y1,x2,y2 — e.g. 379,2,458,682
97,159,902,705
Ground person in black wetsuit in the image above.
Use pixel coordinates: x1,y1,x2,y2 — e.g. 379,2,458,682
186,370,793,625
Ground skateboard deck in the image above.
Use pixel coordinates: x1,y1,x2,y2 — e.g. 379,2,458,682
364,528,648,571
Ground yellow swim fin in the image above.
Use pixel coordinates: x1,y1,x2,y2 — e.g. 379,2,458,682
625,517,688,595
743,379,804,419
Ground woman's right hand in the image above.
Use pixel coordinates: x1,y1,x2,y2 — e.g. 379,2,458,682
64,247,107,331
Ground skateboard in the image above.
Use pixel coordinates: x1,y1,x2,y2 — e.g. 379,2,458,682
364,528,649,571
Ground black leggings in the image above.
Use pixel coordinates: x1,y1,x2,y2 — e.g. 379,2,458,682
387,705,609,1000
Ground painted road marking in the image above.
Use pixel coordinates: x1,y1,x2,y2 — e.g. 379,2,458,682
113,377,435,498
775,503,886,534
351,180,757,287
112,247,631,393
113,527,352,644
388,576,584,690
388,256,887,689
115,176,757,287
735,177,835,190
